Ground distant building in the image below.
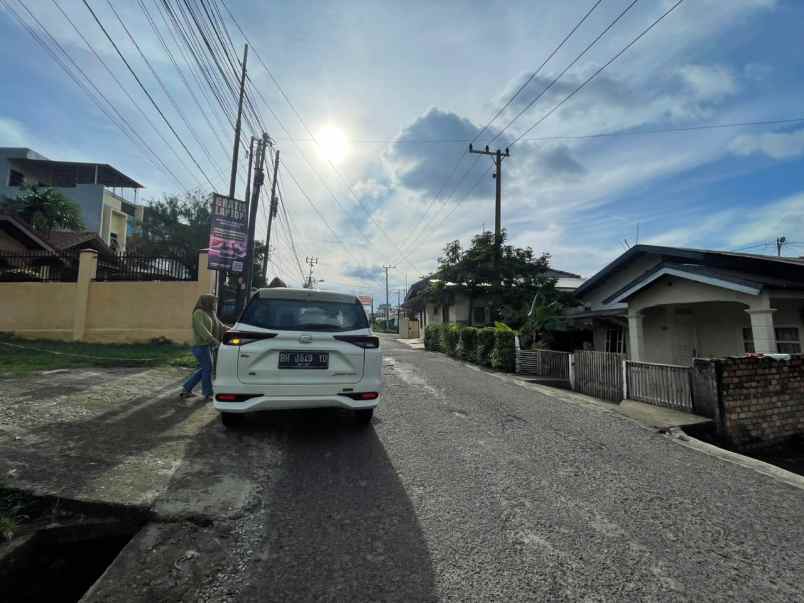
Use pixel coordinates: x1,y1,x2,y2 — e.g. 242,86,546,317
0,147,144,252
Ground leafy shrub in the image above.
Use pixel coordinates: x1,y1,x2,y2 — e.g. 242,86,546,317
459,327,478,361
444,324,461,357
424,324,441,351
476,327,497,367
491,328,516,372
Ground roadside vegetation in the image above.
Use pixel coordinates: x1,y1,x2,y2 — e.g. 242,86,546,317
0,334,194,377
424,322,517,372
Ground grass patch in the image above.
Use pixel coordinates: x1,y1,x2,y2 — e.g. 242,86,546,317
0,334,195,378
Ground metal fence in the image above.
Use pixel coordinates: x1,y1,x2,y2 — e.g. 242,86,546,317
573,350,627,402
95,253,198,282
516,348,571,380
625,360,693,411
0,250,80,282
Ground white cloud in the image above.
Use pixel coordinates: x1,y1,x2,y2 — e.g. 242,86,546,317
678,65,738,102
728,193,804,247
730,129,804,160
0,117,27,146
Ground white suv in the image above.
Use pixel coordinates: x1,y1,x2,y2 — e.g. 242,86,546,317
213,288,383,427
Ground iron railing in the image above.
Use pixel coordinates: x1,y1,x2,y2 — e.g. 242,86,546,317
0,250,80,282
95,253,198,282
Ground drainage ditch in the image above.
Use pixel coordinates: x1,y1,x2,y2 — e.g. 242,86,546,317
0,489,148,602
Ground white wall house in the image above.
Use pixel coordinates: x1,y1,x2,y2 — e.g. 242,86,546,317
570,245,804,365
407,268,585,328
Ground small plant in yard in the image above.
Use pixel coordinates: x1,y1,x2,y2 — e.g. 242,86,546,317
424,324,442,351
476,327,497,367
459,327,478,361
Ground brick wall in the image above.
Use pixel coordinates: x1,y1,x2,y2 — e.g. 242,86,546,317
718,355,804,450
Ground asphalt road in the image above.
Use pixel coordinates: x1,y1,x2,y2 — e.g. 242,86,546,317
86,336,804,601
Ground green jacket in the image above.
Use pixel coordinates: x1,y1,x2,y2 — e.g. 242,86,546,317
192,309,219,347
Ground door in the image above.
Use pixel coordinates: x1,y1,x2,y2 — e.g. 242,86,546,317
671,309,697,365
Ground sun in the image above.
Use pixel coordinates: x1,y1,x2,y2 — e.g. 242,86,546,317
317,125,348,164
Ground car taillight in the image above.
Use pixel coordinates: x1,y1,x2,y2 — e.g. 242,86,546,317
215,393,260,402
339,392,380,400
222,331,277,346
333,335,380,349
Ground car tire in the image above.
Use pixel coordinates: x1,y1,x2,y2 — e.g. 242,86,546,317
221,412,244,428
354,408,374,425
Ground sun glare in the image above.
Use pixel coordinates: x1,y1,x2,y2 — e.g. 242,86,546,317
317,125,348,164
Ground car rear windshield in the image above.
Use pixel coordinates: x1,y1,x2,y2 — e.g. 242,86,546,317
240,298,369,332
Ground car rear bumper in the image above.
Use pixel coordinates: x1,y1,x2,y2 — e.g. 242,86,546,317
212,375,384,413
214,393,380,413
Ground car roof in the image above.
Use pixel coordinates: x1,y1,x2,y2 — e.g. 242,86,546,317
255,287,359,304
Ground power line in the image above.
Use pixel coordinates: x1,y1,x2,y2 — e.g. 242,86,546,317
511,0,685,145
81,0,217,190
272,116,804,145
391,0,631,265
4,0,192,190
104,0,227,187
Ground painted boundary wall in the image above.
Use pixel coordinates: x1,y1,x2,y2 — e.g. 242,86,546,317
0,249,215,344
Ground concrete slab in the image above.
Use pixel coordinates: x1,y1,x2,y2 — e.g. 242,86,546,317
395,337,424,350
619,399,712,430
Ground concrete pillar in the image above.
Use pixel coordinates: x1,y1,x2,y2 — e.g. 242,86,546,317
745,308,777,353
197,249,216,295
72,248,98,341
627,311,645,361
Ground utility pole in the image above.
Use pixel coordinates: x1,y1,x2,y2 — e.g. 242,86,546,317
305,257,319,288
469,144,510,264
776,235,787,257
240,134,269,313
243,136,255,218
262,149,280,280
383,264,395,323
218,43,248,315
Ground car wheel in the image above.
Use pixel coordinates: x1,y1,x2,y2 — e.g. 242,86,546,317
354,408,374,425
221,412,244,428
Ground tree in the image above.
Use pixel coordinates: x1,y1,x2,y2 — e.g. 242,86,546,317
426,230,563,328
1,185,84,232
126,190,211,259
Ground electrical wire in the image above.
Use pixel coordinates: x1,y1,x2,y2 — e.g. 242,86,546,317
81,0,217,190
4,0,192,190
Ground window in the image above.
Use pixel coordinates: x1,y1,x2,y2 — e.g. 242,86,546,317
240,297,369,332
743,327,755,353
775,327,801,354
743,326,801,353
472,306,486,325
8,169,24,187
604,327,626,354
109,232,120,253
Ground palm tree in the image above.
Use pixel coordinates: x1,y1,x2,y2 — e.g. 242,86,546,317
2,185,85,233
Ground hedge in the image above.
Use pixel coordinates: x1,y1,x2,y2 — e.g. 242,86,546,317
444,324,461,357
491,329,516,372
459,327,478,361
476,327,497,367
424,324,439,351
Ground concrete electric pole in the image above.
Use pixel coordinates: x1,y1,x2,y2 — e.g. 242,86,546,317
469,144,510,264
305,257,319,289
262,149,280,280
240,134,269,313
383,264,395,323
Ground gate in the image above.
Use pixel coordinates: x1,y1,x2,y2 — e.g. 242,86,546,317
572,350,626,402
516,349,571,380
625,361,693,411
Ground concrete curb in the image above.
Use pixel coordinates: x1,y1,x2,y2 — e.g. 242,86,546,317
664,428,804,491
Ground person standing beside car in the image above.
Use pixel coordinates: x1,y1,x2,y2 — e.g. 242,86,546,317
180,294,225,401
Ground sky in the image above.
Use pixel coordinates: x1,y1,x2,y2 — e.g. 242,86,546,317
2,0,804,304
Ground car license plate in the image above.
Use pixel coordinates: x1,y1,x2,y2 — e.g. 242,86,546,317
278,351,329,369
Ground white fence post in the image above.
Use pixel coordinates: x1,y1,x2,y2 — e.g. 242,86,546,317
569,353,575,391
514,335,521,374
622,360,628,401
